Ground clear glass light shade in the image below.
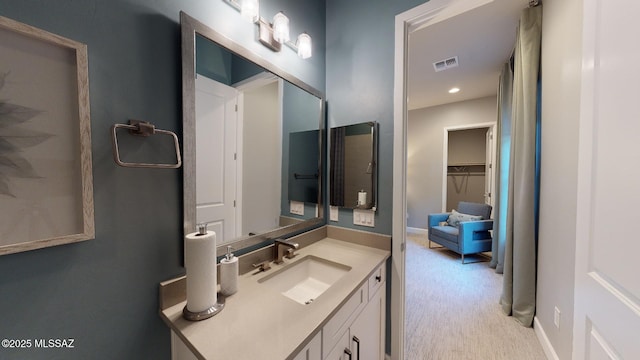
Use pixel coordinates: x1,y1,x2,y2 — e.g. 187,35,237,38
297,33,312,59
272,12,290,43
241,0,259,23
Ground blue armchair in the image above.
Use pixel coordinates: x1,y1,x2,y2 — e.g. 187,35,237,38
427,201,493,264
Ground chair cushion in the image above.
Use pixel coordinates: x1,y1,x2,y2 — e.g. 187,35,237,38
446,209,483,227
458,201,492,220
430,225,459,243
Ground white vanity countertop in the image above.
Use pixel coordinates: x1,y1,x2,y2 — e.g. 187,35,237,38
160,237,390,360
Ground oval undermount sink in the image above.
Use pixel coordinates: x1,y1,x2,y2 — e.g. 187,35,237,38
258,255,352,305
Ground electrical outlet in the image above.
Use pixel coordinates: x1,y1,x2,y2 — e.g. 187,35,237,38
290,201,304,215
554,307,561,329
330,206,339,221
353,209,375,227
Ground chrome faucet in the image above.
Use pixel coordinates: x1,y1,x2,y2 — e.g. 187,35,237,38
273,239,299,264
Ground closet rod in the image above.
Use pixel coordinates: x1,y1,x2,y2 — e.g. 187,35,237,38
447,172,486,176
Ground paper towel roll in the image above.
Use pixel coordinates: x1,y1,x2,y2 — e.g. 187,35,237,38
358,190,367,206
185,230,217,313
220,256,238,296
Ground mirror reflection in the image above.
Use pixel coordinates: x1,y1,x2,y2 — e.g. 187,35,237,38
329,122,377,210
182,13,324,253
287,129,320,204
283,82,322,215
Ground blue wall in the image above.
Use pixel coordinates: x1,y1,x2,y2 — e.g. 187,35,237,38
0,1,324,359
325,3,428,353
196,34,266,85
326,0,426,234
0,0,446,356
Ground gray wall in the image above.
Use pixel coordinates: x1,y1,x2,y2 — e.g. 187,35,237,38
407,96,497,229
537,0,582,357
326,0,426,234
0,1,325,359
448,128,487,165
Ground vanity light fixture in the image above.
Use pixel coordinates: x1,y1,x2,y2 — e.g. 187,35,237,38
448,87,460,94
272,12,290,43
240,0,259,23
222,0,312,59
258,18,282,51
296,33,312,59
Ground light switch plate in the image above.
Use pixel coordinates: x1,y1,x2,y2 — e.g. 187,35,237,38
353,209,375,227
290,201,304,215
330,206,339,221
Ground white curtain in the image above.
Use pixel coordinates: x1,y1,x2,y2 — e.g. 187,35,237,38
498,4,542,327
490,61,513,274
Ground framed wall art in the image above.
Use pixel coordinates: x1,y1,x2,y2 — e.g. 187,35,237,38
0,16,94,255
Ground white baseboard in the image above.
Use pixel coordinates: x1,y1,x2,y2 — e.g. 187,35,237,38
407,226,428,236
534,316,560,360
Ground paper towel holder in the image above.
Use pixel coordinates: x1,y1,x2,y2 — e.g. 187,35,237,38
182,223,226,321
182,294,225,321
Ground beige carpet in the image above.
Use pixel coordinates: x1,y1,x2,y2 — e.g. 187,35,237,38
404,233,546,360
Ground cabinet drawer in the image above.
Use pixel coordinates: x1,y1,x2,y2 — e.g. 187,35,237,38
368,263,385,300
322,283,368,356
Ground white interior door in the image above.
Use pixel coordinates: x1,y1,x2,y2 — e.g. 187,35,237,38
195,75,238,245
573,0,640,358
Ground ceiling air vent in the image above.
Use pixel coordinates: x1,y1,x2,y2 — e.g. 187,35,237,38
433,56,459,72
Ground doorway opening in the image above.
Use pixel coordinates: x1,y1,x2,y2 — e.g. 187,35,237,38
443,124,495,212
392,0,542,359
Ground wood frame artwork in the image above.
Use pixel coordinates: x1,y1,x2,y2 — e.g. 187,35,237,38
0,16,94,255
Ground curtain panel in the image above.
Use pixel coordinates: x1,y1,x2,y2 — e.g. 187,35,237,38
498,4,542,327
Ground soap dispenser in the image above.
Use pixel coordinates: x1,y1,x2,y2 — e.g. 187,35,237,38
220,246,238,296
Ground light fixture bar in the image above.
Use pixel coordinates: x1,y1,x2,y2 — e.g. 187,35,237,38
223,0,241,12
258,18,282,51
221,0,311,59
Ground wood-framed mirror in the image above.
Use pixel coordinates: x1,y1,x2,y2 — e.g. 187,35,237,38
180,12,325,257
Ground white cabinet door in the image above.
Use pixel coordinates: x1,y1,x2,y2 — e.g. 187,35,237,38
324,330,351,360
171,331,197,360
292,331,322,360
573,0,640,358
350,285,385,360
322,283,368,356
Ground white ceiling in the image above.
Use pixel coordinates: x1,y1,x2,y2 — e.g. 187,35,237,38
407,0,530,110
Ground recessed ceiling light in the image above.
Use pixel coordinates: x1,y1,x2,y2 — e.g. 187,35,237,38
448,87,460,94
